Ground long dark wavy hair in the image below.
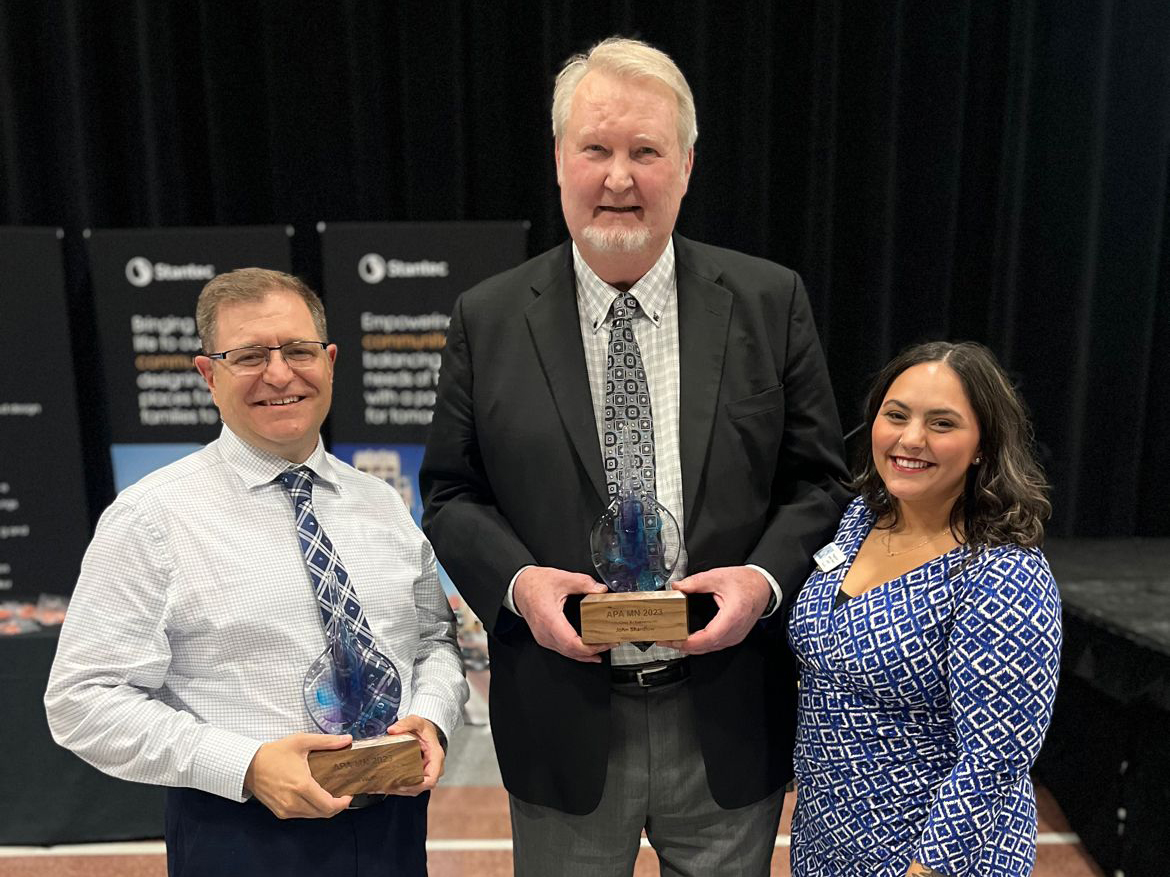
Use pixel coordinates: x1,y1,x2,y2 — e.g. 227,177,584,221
852,341,1050,549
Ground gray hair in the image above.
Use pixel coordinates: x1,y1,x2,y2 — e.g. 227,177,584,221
551,37,698,154
196,268,327,353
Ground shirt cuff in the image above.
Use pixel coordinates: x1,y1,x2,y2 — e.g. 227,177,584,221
191,727,265,802
503,565,535,617
746,564,783,618
408,692,463,746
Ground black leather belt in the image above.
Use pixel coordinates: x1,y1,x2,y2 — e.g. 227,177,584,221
347,793,388,810
610,660,689,688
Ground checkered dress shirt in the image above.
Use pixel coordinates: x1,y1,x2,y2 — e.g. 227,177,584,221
45,426,467,801
572,242,689,666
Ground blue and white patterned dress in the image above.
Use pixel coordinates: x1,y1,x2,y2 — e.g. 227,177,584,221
788,497,1062,877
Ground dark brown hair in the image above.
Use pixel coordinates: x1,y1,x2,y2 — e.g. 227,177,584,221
853,341,1050,549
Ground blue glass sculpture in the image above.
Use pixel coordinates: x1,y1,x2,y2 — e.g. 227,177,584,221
590,423,680,592
302,573,402,739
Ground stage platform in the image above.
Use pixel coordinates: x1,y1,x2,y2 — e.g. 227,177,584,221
1039,538,1170,877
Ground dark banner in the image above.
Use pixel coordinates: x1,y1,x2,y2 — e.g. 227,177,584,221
322,221,527,596
87,226,292,489
323,221,528,445
0,228,91,599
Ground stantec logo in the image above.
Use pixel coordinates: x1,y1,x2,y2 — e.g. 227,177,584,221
358,253,450,284
125,258,216,288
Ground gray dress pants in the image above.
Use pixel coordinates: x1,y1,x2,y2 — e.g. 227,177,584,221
509,678,784,876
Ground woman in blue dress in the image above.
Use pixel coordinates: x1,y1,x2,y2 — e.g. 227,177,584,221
788,342,1061,877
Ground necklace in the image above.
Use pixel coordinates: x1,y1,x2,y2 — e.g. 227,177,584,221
882,528,948,557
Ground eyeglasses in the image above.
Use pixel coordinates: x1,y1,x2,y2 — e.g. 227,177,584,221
204,340,329,375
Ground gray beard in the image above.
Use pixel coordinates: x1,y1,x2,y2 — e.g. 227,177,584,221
582,224,652,253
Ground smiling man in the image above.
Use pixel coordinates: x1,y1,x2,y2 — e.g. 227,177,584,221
421,37,850,876
45,268,467,877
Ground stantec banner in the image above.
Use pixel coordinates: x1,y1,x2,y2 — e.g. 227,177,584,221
87,226,292,489
323,221,528,445
0,228,91,598
322,221,528,597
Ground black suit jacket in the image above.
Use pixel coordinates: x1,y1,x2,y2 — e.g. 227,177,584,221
421,234,849,814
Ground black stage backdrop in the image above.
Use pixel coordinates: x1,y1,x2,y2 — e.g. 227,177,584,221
1,1,1168,537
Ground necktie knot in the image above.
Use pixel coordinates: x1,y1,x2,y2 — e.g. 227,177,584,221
278,466,314,503
611,294,640,327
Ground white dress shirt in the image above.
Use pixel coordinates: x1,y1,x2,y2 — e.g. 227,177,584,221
45,425,468,802
506,240,780,665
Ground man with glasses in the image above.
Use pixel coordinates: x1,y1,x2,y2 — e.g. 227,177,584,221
45,268,467,877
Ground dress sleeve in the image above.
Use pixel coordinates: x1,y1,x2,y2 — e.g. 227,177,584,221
743,271,851,618
402,502,470,740
913,547,1062,875
419,293,537,637
43,499,261,800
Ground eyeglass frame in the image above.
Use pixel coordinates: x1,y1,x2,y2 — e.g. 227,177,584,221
201,340,331,373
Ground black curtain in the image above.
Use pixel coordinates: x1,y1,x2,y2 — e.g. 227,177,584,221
2,0,1167,537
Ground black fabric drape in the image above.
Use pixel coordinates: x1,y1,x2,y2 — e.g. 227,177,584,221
2,0,1167,537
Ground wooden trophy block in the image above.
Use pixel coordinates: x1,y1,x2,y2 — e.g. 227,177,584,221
307,734,424,796
580,589,688,644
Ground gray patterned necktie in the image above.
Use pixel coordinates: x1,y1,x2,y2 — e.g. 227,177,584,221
603,294,657,505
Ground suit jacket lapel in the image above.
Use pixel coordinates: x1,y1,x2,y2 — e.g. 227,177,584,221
525,246,609,505
675,236,732,535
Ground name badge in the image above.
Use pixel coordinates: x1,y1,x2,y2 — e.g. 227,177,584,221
813,542,846,573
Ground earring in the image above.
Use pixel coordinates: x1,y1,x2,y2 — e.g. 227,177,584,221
973,456,982,464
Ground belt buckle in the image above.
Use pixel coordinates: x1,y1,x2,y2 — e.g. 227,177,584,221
634,662,672,687
347,793,387,810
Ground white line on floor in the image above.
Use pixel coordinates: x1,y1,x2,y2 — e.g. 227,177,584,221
0,842,167,857
0,833,1082,857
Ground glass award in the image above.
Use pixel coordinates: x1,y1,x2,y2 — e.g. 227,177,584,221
302,573,403,739
302,573,424,796
582,424,688,644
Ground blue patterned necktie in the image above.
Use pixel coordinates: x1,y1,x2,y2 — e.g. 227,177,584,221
278,466,401,737
603,293,657,505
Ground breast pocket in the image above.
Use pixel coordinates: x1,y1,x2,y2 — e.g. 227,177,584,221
725,384,785,422
724,385,786,483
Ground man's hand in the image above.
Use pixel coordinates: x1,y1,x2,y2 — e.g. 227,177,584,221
244,733,353,819
660,566,773,654
386,714,446,796
513,566,614,662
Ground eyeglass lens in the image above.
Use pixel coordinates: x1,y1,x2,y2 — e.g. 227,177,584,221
225,342,323,372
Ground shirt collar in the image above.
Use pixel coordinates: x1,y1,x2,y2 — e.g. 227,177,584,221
572,238,676,335
217,424,341,492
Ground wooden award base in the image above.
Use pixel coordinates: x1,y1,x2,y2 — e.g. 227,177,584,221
580,589,688,644
307,734,424,796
